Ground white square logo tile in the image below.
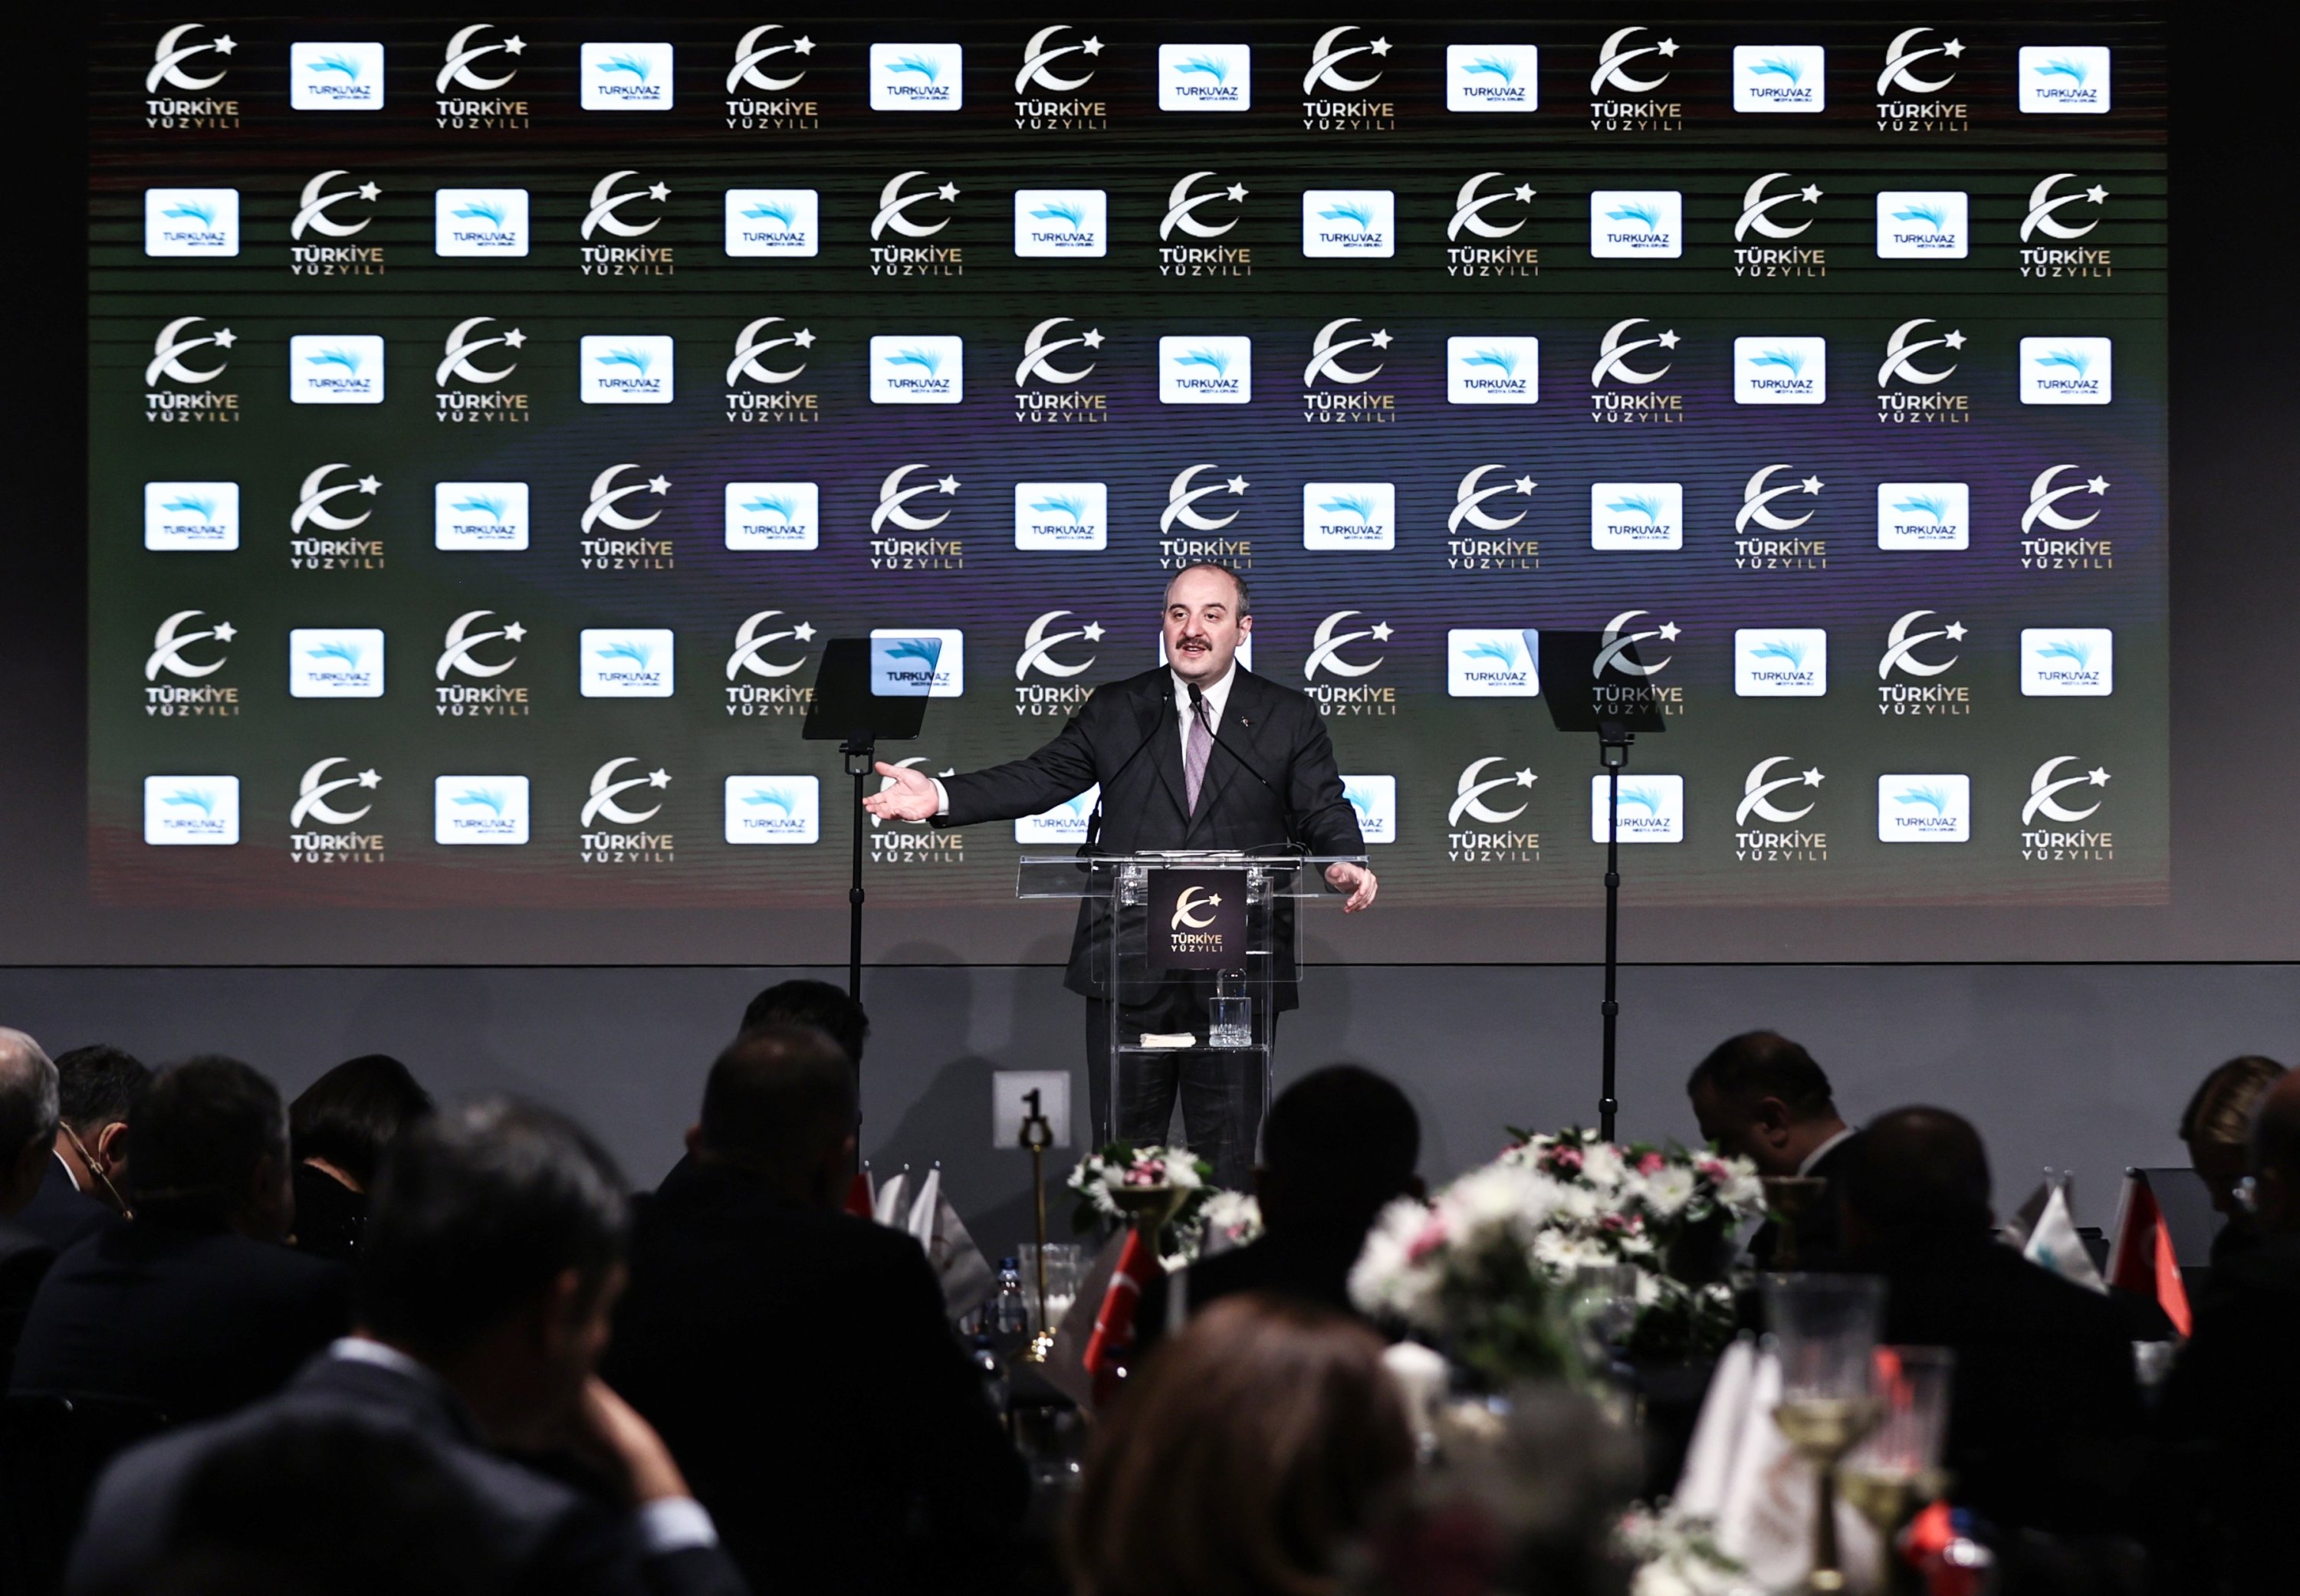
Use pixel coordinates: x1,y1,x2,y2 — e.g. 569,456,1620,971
724,482,820,550
724,189,819,257
1589,481,1684,550
1878,775,1970,842
1302,190,1395,258
1733,44,1825,112
2020,629,2114,696
1447,337,1539,404
1592,774,1684,842
1342,776,1398,843
1159,336,1252,404
1876,191,1970,258
1876,482,1969,549
2019,337,2111,404
869,335,964,404
435,776,529,845
870,42,964,110
1303,482,1396,550
1014,482,1109,549
1589,190,1683,258
869,629,964,697
289,628,385,698
434,481,530,550
290,335,385,404
1446,45,1538,112
580,335,675,404
2019,47,2110,113
435,189,530,257
1014,785,1100,844
1734,336,1828,404
581,42,675,110
291,42,385,110
724,776,821,844
1159,44,1250,110
144,481,239,551
145,776,239,846
1733,629,1829,696
580,629,675,698
1447,629,1540,697
145,189,238,257
1014,189,1109,258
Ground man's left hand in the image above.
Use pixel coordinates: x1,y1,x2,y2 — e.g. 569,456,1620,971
1324,862,1378,912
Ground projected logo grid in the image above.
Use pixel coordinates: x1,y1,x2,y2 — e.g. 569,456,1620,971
90,18,2166,927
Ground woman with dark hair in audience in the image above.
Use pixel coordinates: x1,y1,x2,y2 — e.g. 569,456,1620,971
1067,1295,1414,1596
288,1055,433,1264
2180,1054,2285,1265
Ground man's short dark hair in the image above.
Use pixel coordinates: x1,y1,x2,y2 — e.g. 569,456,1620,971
698,1025,858,1174
55,1043,152,1131
291,1054,435,1188
0,1029,60,1166
1838,1107,1993,1238
739,979,869,1065
1263,1066,1419,1218
361,1100,629,1356
1687,1031,1836,1118
1165,561,1252,617
129,1056,286,1220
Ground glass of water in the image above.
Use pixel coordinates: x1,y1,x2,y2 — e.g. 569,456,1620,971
1208,970,1252,1049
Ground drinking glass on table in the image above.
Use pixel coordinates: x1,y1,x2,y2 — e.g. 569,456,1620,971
1839,1346,1954,1593
1764,1274,1888,1594
1019,1242,1085,1336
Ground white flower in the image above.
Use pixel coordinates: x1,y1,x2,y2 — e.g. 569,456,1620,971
1531,1230,1617,1274
1579,1141,1628,1191
1349,1197,1446,1328
1641,1166,1697,1218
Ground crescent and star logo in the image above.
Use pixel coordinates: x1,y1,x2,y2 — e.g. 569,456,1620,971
1017,25,1101,93
292,758,380,827
1591,319,1677,387
1448,172,1534,241
439,24,524,93
291,465,380,533
1451,465,1535,532
582,758,670,827
728,25,813,93
871,172,958,240
147,317,235,386
582,172,669,240
2023,758,2110,826
1736,172,1821,241
1170,885,1224,931
1737,757,1823,826
1303,26,1389,93
2023,465,2110,533
1878,611,1966,678
146,611,234,680
1878,319,1965,386
150,24,235,94
436,612,523,680
582,465,669,533
1303,612,1391,680
1591,26,1677,94
1161,172,1246,240
291,170,379,239
1303,318,1390,386
726,612,815,680
1016,318,1102,386
1878,28,1962,95
436,317,523,386
1595,612,1678,678
872,465,958,533
1162,465,1248,534
1016,611,1102,679
1737,465,1822,534
726,318,814,386
1450,758,1535,826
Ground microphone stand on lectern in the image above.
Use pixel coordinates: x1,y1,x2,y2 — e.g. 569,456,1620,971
1539,631,1667,1144
802,639,928,1002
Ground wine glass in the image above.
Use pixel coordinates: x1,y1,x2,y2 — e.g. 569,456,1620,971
1764,1275,1887,1594
1837,1345,1953,1592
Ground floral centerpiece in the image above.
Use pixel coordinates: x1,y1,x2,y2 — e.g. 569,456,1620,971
1067,1141,1212,1268
1351,1130,1764,1382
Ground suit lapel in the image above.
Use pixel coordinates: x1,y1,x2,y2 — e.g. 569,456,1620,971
1144,675,1190,830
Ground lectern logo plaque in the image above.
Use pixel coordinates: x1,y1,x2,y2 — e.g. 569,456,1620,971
1148,869,1249,970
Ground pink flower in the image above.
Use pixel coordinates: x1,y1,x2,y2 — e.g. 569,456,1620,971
1407,1214,1451,1265
1695,1158,1730,1182
1547,1147,1585,1173
1637,1152,1666,1175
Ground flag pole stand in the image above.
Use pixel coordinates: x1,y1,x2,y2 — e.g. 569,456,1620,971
1019,1089,1055,1363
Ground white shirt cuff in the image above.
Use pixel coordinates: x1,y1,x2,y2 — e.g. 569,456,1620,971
932,778,950,816
636,1496,719,1555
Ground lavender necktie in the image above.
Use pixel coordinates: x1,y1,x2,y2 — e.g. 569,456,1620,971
1184,698,1214,815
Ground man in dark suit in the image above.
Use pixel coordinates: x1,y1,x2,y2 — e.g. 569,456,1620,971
1687,1030,1855,1269
605,1026,1026,1596
2,1029,115,1254
70,1099,749,1596
12,1056,350,1421
1138,1064,1421,1353
0,1030,64,1378
1838,1108,2144,1536
866,563,1377,1184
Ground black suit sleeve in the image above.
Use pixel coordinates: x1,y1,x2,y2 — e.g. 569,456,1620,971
936,705,1104,829
1283,701,1365,859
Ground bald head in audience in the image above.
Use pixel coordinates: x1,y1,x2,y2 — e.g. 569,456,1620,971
2247,1072,2300,1235
0,1028,61,1218
684,1024,857,1210
1838,1106,1993,1246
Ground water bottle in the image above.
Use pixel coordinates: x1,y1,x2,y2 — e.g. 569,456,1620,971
968,1331,1010,1426
991,1256,1030,1340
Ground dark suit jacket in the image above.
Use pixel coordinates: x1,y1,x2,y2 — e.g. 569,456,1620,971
1745,1133,1856,1270
15,1158,114,1253
1136,1218,1376,1358
1851,1230,2144,1535
10,1214,350,1422
935,665,1364,1004
603,1159,1027,1596
0,1220,56,1386
67,1351,748,1596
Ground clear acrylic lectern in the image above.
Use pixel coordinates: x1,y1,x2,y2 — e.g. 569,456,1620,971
1016,851,1369,1151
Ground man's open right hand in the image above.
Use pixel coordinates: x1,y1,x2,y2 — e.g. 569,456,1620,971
861,761,940,823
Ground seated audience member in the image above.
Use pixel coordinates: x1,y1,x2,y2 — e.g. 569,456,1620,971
738,977,870,1062
53,1043,150,1218
69,1100,750,1596
605,1025,1024,1596
1139,1064,1421,1351
1687,1030,1854,1267
5,1030,117,1252
1068,1295,1414,1596
2150,1070,2300,1592
2178,1053,2285,1266
1836,1108,2144,1535
1,1033,64,1376
288,1053,435,1264
12,1056,350,1421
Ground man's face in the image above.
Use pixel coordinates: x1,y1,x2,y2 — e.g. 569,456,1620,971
1691,1081,1799,1176
1163,566,1250,685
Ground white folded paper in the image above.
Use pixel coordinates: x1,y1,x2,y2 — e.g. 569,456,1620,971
1138,1032,1196,1049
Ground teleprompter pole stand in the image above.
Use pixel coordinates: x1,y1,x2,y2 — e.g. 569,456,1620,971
842,734,873,1002
1599,731,1631,1143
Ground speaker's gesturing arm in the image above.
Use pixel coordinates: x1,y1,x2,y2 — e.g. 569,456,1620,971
861,714,1101,829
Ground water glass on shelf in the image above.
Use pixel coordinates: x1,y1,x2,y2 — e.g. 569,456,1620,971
1207,969,1252,1049
1019,1242,1085,1335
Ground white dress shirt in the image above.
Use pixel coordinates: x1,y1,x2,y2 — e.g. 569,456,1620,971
929,660,1240,817
1797,1125,1858,1176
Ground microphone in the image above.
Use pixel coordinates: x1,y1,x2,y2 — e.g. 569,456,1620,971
1083,679,1175,853
1187,682,1302,852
